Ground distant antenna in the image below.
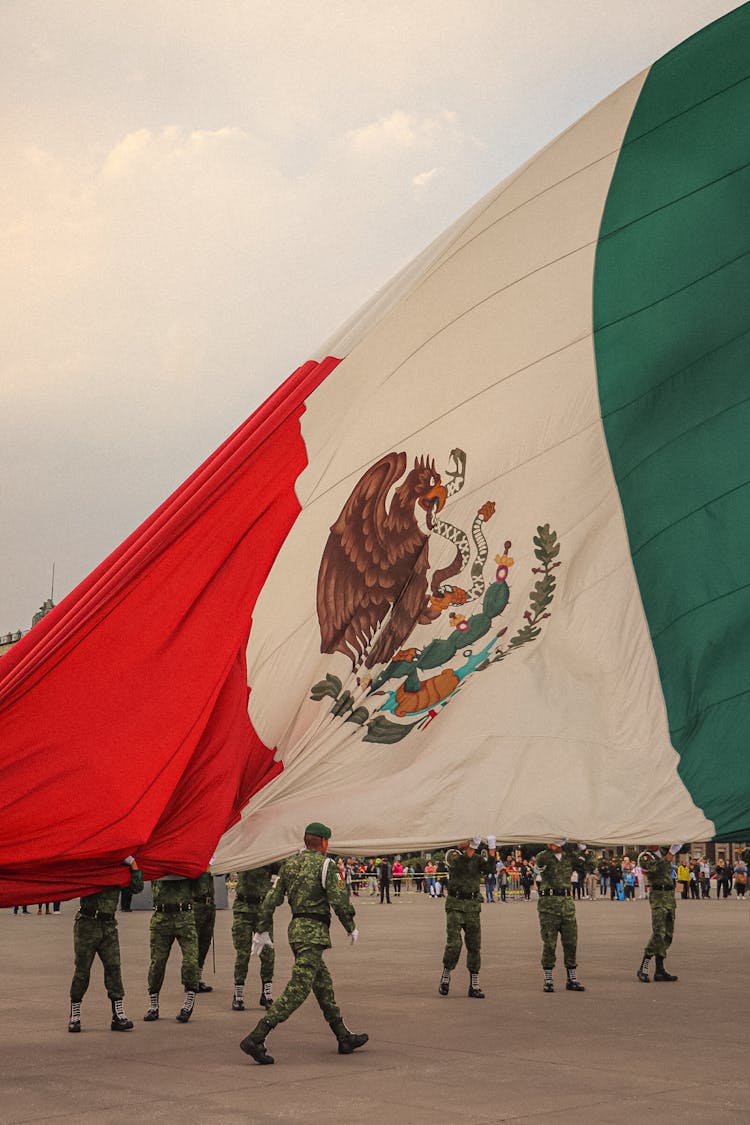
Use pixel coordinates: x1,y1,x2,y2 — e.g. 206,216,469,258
50,561,55,603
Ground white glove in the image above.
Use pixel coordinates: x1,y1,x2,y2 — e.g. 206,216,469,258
123,855,136,867
668,844,683,856
251,931,274,956
471,836,483,849
487,835,497,850
578,843,587,852
349,927,359,945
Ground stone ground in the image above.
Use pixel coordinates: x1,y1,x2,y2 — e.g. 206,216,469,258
2,889,748,1124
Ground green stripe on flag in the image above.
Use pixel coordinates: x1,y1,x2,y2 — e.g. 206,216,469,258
593,3,750,839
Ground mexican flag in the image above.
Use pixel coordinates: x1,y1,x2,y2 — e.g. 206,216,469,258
1,4,748,903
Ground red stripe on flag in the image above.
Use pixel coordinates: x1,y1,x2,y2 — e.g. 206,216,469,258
0,356,340,906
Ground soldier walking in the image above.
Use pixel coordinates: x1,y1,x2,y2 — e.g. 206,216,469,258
68,856,143,1033
239,821,367,1065
192,870,216,993
637,845,682,983
231,865,276,1011
144,874,201,1023
438,836,497,999
535,840,588,993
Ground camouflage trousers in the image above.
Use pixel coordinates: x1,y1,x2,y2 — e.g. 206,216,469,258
232,908,274,985
644,890,675,958
537,896,578,969
442,898,482,973
260,942,341,1033
193,902,216,972
70,915,124,1002
147,911,199,993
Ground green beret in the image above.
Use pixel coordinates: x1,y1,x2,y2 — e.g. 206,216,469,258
305,821,332,839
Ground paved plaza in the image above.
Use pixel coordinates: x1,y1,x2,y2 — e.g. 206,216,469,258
2,889,748,1124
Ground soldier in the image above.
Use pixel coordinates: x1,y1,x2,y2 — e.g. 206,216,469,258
239,821,367,1065
438,836,497,999
231,865,276,1011
144,874,201,1023
535,840,589,993
192,870,216,993
68,855,143,1033
636,844,682,983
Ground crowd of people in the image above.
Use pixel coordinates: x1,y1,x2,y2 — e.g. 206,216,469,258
325,851,749,903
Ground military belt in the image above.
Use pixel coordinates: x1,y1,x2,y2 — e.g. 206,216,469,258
193,895,215,905
79,909,115,920
649,884,673,891
235,893,262,905
540,888,570,897
154,902,193,914
292,911,331,925
447,890,481,902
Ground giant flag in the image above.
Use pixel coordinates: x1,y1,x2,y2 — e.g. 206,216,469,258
1,5,749,904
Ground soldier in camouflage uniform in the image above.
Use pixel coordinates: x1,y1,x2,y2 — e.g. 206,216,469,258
239,822,367,1065
144,874,201,1023
232,865,276,1011
192,870,216,993
438,836,497,999
636,845,681,982
68,856,143,1033
535,840,589,993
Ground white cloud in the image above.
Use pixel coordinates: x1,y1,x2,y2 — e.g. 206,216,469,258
345,109,460,158
413,167,439,190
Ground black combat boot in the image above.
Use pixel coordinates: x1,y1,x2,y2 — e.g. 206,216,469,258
637,954,651,982
565,967,585,991
468,971,485,998
110,998,134,1031
438,967,450,996
259,981,273,1008
240,1018,274,1064
197,979,213,993
338,1032,369,1055
68,1002,81,1032
331,1018,368,1054
176,990,196,1022
144,992,159,1021
232,984,245,1011
653,956,678,982
543,970,554,993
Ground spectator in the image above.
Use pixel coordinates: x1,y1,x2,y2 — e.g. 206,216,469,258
699,857,711,898
733,858,747,898
689,859,701,899
714,858,731,899
392,859,403,897
676,858,690,900
378,857,392,904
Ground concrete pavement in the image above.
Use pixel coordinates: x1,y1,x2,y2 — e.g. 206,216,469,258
2,889,748,1124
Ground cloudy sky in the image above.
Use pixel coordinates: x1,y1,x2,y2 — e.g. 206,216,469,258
1,0,742,632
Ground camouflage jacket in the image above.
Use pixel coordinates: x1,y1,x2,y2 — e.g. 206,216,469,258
446,849,495,899
258,849,355,948
79,866,144,915
234,867,274,913
192,871,215,903
640,853,675,892
568,846,596,876
152,875,200,909
535,849,576,892
741,848,750,865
